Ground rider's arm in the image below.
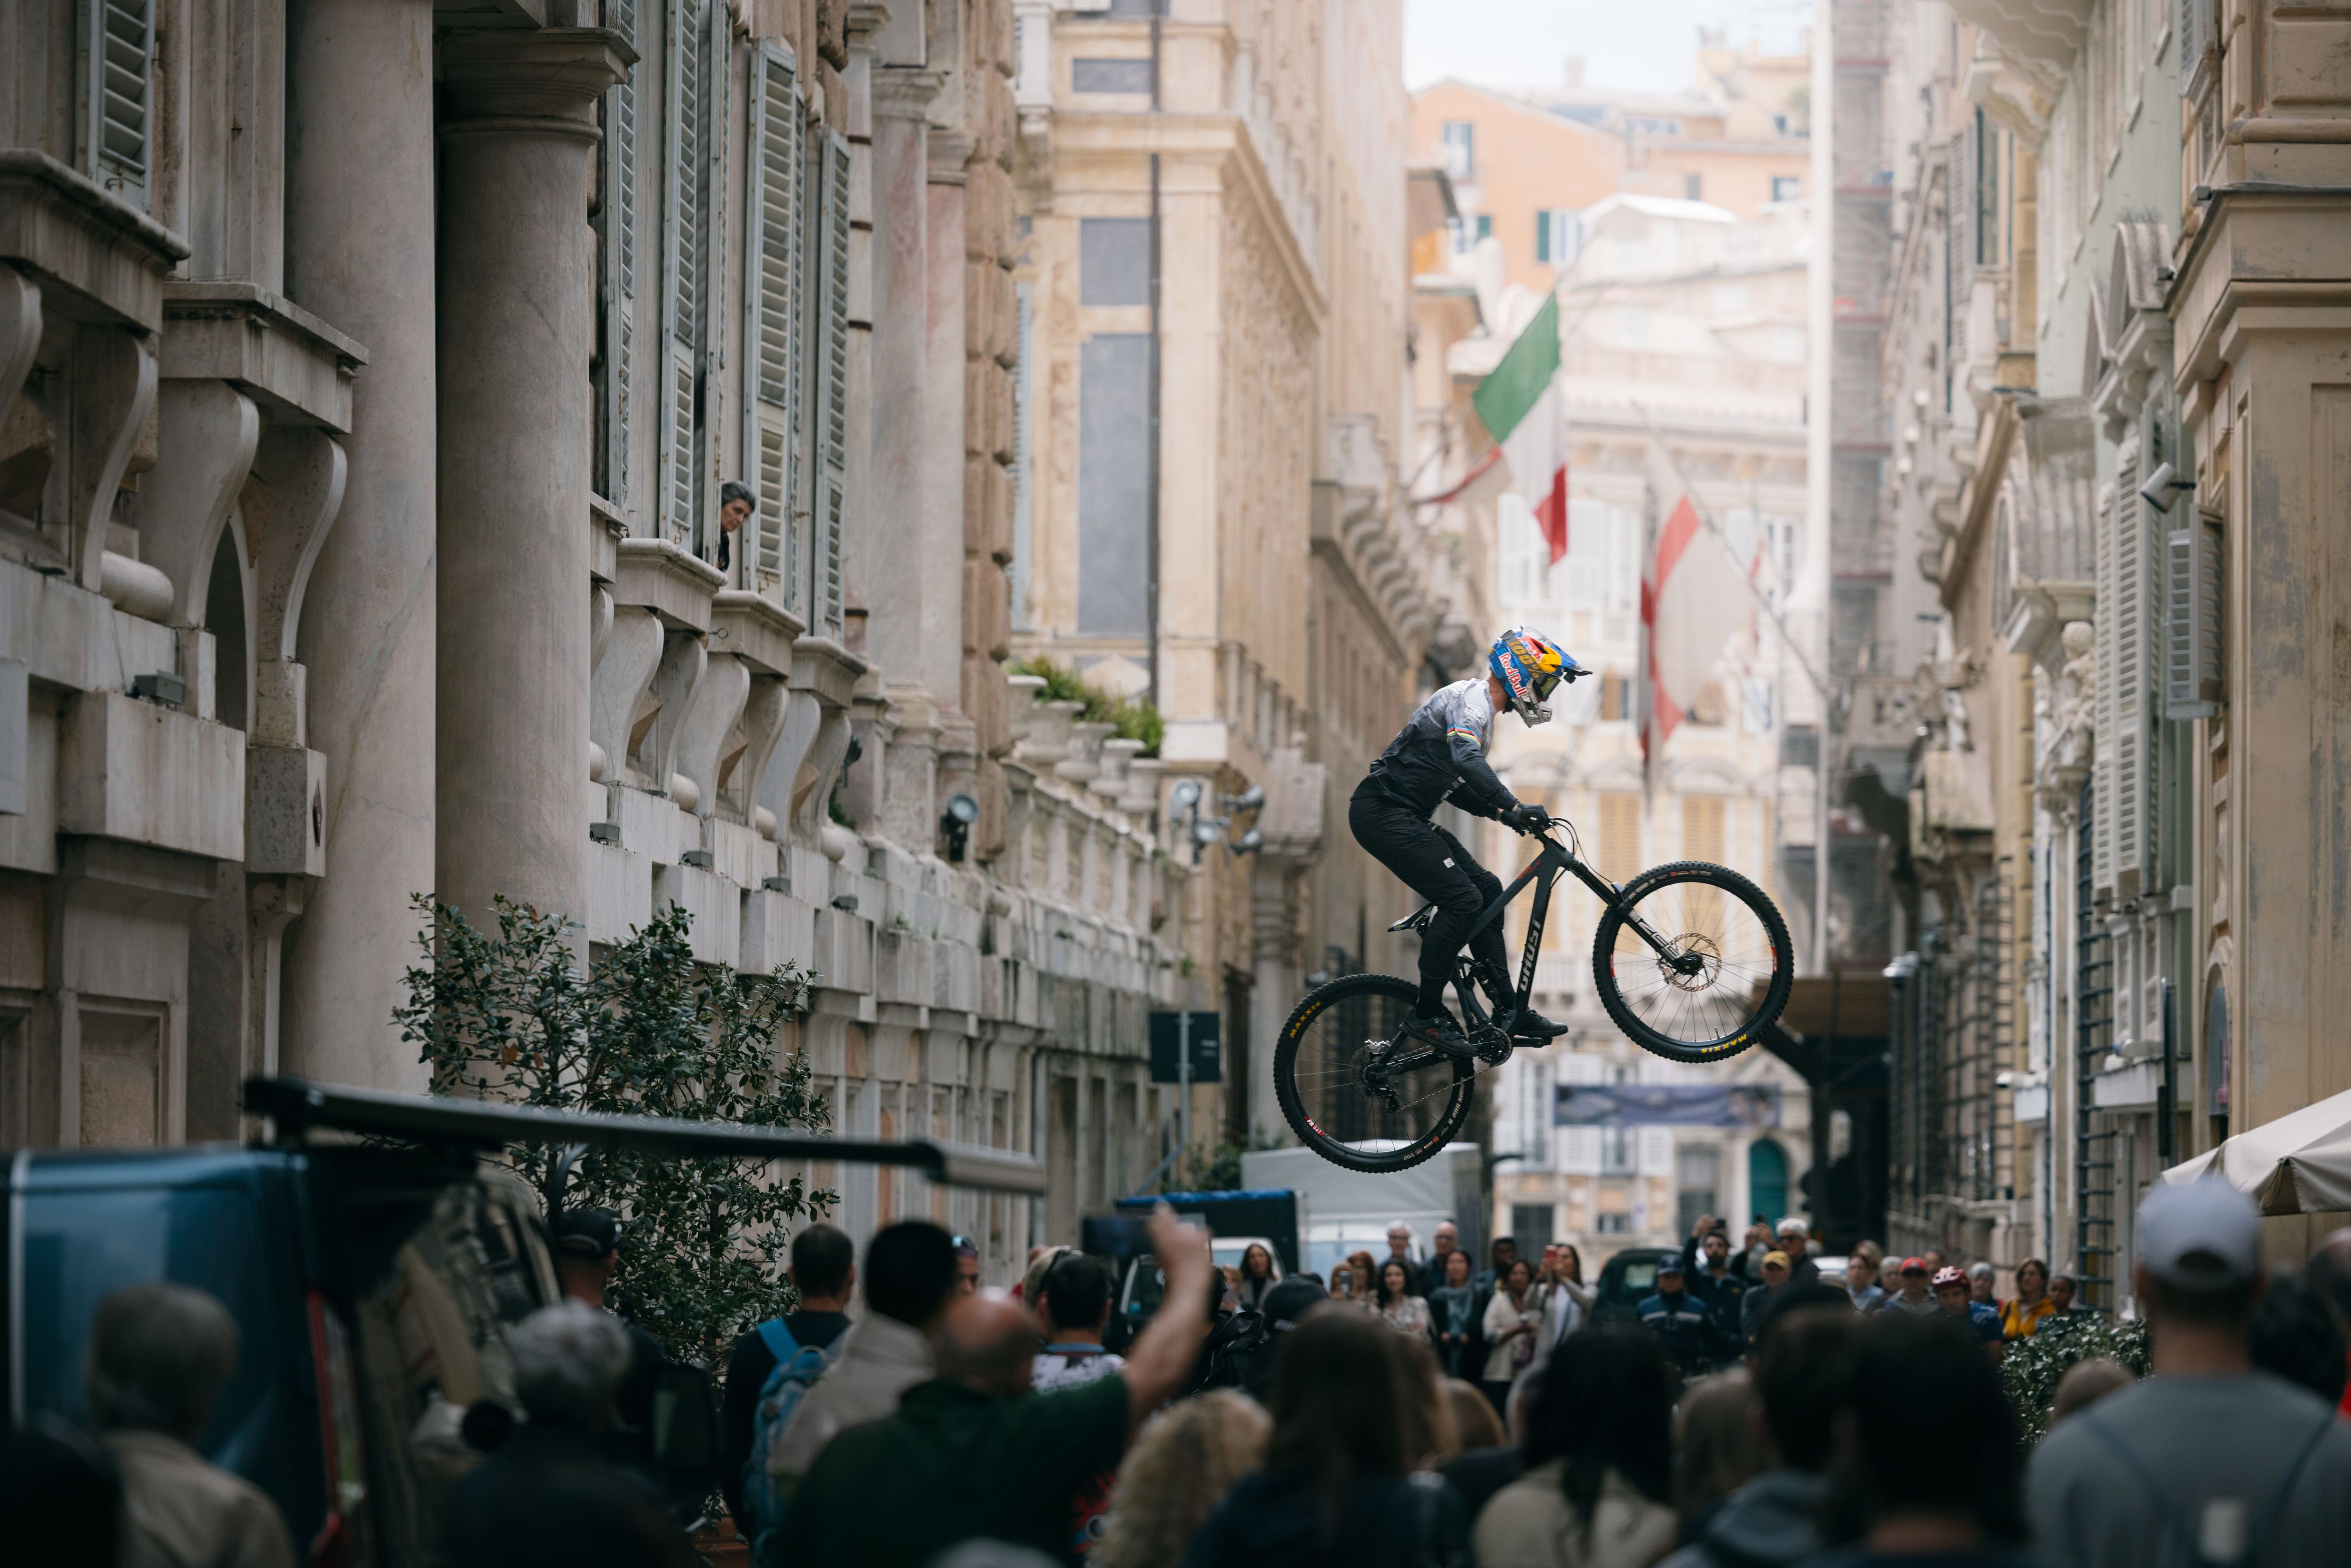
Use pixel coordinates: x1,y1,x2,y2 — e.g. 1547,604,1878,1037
1444,728,1519,820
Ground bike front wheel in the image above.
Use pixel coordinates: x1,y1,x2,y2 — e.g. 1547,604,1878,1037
1592,860,1792,1064
1273,973,1475,1174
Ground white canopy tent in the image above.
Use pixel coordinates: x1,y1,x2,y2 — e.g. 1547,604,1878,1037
2160,1085,2351,1214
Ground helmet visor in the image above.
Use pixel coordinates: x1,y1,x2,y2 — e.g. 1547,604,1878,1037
1529,666,1564,702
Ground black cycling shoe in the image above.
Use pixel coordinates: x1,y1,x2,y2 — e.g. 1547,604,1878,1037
1498,1006,1571,1040
1394,1009,1479,1059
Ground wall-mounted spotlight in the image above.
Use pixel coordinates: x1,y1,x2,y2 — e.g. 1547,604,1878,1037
940,792,979,862
1222,784,1266,814
2137,461,2195,513
1228,827,1263,857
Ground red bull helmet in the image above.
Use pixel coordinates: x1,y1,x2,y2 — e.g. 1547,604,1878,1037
1489,627,1580,725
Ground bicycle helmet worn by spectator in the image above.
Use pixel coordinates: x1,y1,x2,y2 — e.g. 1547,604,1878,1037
1488,627,1580,725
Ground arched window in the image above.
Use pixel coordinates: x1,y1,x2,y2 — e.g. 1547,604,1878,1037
1748,1138,1789,1229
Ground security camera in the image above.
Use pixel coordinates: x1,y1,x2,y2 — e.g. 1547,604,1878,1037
2138,461,2194,512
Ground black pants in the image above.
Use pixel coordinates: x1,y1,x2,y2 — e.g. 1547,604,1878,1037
1349,782,1510,1009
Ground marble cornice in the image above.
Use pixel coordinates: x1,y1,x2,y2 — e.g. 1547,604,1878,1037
437,28,635,130
0,150,189,331
161,282,367,433
1051,112,1326,326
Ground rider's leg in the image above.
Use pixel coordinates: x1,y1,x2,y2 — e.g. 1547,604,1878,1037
1431,827,1509,1008
1347,789,1485,1017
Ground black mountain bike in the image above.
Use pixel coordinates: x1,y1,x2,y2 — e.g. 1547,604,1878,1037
1273,812,1793,1173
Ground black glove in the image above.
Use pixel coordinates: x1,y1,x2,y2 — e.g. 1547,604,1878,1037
1505,802,1550,835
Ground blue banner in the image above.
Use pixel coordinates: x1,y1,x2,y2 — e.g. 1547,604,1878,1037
1554,1083,1781,1128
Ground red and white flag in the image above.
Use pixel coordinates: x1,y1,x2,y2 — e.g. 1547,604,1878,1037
1637,439,1747,792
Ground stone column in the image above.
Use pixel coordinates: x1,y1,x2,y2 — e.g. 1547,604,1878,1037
281,0,437,1087
925,130,972,712
864,69,943,685
434,30,633,932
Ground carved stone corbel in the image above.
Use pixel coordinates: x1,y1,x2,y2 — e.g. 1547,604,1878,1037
70,324,158,591
673,651,752,819
0,267,38,431
590,601,664,785
642,629,709,805
130,380,263,628
243,425,347,749
732,674,790,835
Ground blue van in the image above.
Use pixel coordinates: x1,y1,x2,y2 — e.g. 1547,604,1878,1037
5,1076,1044,1565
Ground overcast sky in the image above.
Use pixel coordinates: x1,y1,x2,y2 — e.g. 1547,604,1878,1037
1403,0,1812,96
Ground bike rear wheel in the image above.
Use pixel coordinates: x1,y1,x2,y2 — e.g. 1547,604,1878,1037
1592,859,1792,1064
1273,973,1475,1174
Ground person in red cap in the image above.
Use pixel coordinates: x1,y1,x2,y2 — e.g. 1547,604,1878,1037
1933,1266,2003,1349
1883,1257,1937,1316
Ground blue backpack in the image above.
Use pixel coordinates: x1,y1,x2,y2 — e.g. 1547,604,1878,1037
740,1320,836,1548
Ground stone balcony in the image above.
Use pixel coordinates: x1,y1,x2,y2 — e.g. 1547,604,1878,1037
1,153,369,1142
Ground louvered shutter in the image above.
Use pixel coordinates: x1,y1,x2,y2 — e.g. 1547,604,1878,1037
2179,0,2210,90
598,0,643,508
743,40,804,604
1010,279,1035,630
662,0,716,550
2092,483,2116,893
1947,132,1971,305
79,0,155,209
2165,516,2221,719
2112,444,2152,896
805,126,853,640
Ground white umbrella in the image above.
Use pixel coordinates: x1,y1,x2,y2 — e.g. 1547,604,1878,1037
2160,1085,2351,1214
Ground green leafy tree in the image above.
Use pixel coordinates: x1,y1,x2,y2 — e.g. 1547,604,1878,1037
395,895,836,1367
2002,1315,2151,1445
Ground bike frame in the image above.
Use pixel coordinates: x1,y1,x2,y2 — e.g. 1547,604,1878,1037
1452,828,1687,1028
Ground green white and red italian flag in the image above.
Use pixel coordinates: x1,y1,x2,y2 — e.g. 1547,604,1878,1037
1470,290,1568,563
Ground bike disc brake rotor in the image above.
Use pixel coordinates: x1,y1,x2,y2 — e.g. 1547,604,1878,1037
1657,932,1723,992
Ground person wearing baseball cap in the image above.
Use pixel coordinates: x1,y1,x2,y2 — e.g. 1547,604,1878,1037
2027,1181,2351,1567
1883,1256,1938,1316
549,1207,678,1510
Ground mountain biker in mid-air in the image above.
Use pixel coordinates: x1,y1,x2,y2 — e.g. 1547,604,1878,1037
1349,627,1586,1060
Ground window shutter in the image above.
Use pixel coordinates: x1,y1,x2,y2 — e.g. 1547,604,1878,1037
662,0,715,550
2165,515,2221,719
2179,0,2209,91
2112,444,2152,894
599,0,642,508
1011,279,1035,631
805,126,852,640
2092,482,2116,893
79,0,155,209
743,40,804,604
1637,1126,1675,1176
1534,210,1552,264
1947,132,1971,303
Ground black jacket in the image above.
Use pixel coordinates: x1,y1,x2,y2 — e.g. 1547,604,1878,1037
1362,679,1516,821
444,1421,693,1568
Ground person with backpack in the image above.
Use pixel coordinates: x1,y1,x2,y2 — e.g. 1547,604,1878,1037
2027,1181,2351,1567
721,1223,856,1536
760,1222,962,1527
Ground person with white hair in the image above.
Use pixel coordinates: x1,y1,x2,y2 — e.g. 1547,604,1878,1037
85,1281,297,1568
442,1301,691,1568
1771,1217,1819,1287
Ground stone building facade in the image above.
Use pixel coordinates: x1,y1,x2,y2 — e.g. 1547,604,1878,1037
1008,0,1429,1156
0,0,1246,1282
1856,0,2351,1297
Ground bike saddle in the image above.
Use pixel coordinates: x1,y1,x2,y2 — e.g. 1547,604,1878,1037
1387,903,1437,933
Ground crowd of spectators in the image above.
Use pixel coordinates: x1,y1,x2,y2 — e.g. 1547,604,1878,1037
18,1181,2351,1568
